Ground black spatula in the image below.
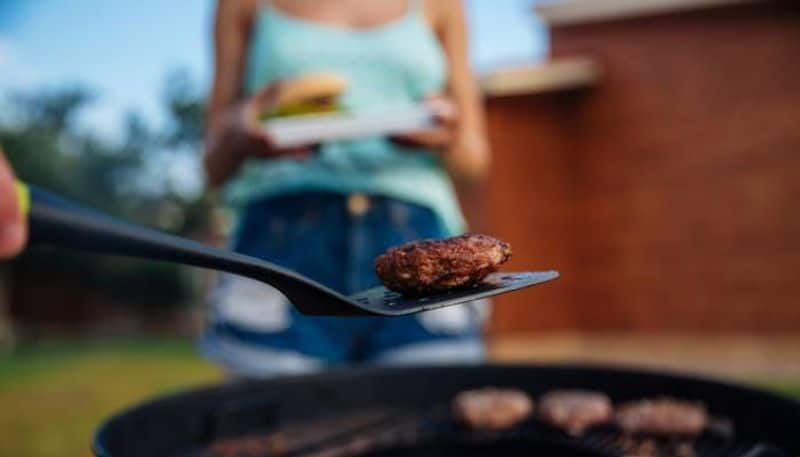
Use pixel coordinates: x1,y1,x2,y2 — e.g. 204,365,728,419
17,182,559,316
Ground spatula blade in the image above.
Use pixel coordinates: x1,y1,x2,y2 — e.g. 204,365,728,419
348,271,559,316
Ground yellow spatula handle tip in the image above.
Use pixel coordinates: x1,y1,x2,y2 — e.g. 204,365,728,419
14,180,30,215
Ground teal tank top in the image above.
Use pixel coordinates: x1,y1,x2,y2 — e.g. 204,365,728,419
223,0,466,235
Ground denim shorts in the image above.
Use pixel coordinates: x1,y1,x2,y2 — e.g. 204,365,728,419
200,192,487,377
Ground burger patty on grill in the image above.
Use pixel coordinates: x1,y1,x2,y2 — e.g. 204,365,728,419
374,234,512,295
539,390,613,435
452,387,534,430
615,398,708,437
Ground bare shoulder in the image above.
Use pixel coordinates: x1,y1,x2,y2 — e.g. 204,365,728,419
216,0,259,23
422,0,465,30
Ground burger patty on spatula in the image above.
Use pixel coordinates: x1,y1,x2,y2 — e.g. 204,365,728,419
374,233,512,296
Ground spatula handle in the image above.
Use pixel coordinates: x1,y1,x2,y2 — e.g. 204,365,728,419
16,181,304,297
22,181,220,262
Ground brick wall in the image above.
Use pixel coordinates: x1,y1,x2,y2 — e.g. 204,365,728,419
483,1,800,333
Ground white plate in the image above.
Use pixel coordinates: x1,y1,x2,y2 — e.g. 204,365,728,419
262,105,435,148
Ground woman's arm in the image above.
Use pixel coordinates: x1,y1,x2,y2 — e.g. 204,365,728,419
204,1,309,188
204,0,256,188
433,0,490,183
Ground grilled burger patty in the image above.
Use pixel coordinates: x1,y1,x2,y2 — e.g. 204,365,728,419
374,234,512,295
615,398,708,437
539,390,614,435
452,387,534,430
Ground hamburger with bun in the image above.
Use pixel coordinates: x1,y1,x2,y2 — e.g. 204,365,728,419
264,72,348,118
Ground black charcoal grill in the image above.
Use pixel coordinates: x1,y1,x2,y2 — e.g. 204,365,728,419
93,364,800,457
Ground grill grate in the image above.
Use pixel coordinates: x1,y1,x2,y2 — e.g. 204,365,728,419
193,408,788,457
384,410,787,457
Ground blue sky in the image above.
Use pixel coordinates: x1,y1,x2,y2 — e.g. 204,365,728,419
0,0,547,139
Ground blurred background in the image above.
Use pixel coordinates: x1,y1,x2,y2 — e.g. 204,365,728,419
1,0,798,455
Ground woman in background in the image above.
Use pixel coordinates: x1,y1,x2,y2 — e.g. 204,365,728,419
202,0,490,377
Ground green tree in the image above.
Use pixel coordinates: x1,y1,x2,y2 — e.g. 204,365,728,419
0,70,211,320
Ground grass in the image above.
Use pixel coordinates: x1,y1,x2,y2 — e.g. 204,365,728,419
0,338,222,457
1,338,799,457
752,380,800,400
